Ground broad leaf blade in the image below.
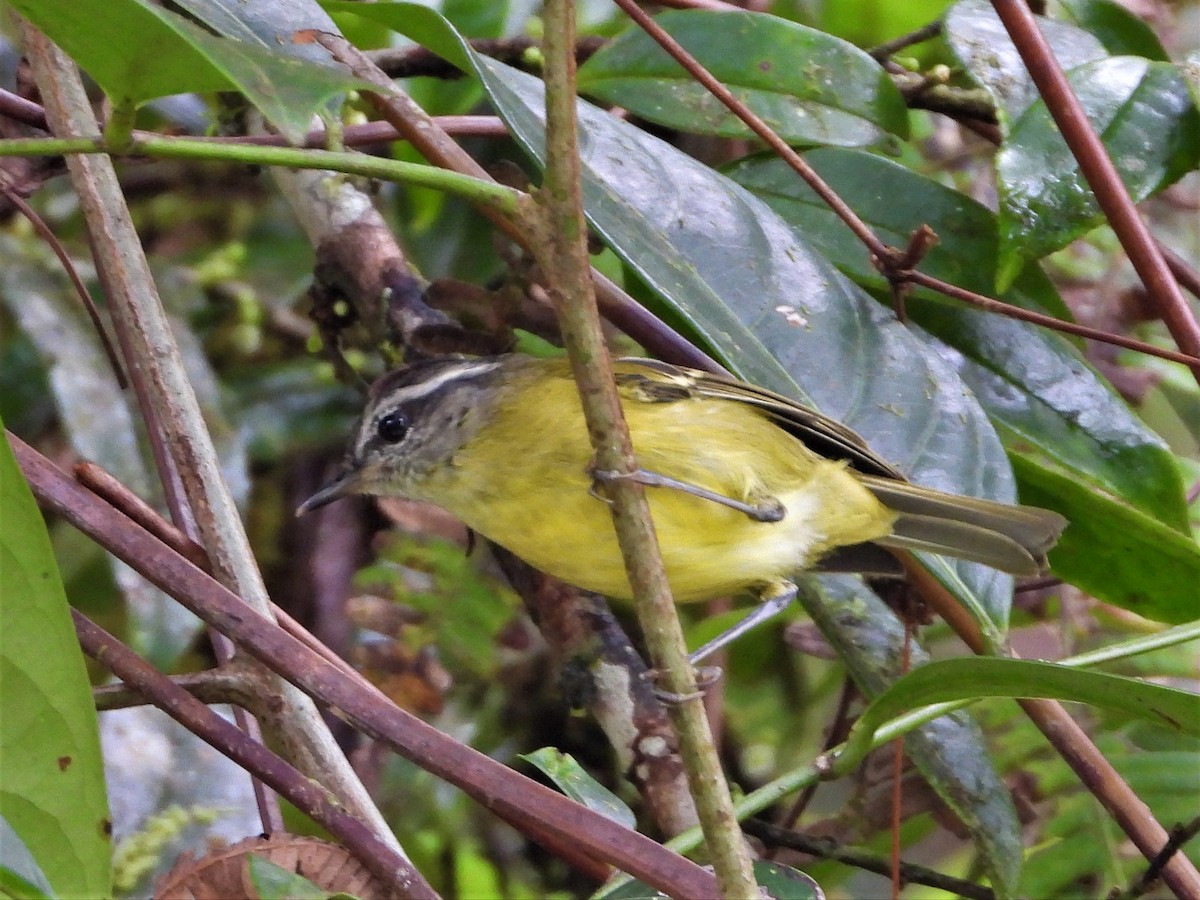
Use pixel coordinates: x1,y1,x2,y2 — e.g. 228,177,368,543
802,577,1023,897
1,429,111,898
727,148,1196,622
1012,454,1200,624
577,9,908,147
10,0,367,144
996,56,1200,282
945,0,1108,125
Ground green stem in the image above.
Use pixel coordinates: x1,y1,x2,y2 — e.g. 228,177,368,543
535,1,758,898
0,134,522,215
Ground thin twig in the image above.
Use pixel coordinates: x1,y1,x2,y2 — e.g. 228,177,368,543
2,189,126,388
868,21,945,61
992,1,1200,385
536,1,758,895
13,433,721,898
73,611,439,899
745,819,995,900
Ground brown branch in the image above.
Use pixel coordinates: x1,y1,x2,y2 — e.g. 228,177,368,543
73,612,438,899
745,819,995,900
12,433,720,898
491,548,701,837
1,189,126,388
536,2,757,894
367,36,606,80
992,0,1200,385
899,555,1200,900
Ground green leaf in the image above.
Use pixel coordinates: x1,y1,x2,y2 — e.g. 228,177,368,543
327,1,1020,637
995,56,1200,284
247,855,342,899
577,10,909,147
1012,454,1200,624
8,0,368,144
1051,0,1170,61
728,147,1194,618
802,577,1023,897
945,0,1108,125
0,428,111,898
748,861,823,900
520,748,636,830
839,658,1200,773
725,149,1069,316
0,815,55,899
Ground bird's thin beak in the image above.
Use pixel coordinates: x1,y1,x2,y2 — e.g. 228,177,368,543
296,468,361,516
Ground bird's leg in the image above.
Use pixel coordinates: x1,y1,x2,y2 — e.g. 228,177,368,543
687,580,799,666
590,467,785,523
649,581,800,704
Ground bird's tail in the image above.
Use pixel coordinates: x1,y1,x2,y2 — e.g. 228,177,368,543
861,476,1067,576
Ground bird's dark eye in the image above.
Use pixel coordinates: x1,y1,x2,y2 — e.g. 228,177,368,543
376,410,410,443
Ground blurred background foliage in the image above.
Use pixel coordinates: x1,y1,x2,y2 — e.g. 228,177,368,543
2,0,1199,896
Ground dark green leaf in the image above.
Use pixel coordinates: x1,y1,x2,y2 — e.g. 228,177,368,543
577,10,908,147
520,748,636,829
802,577,1022,896
996,56,1200,283
945,0,1108,124
331,2,1019,638
750,861,823,900
728,147,1192,618
725,148,1070,314
1052,0,1170,60
0,428,111,897
1012,454,1200,624
8,0,368,144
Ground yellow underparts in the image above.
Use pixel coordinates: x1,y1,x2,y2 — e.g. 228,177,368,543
427,371,897,603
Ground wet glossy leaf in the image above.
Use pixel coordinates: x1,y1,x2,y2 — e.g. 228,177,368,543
1051,0,1169,60
728,148,1193,620
332,2,1019,636
945,0,1108,125
996,56,1200,283
577,10,908,147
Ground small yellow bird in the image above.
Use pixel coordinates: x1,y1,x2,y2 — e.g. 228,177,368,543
300,354,1065,658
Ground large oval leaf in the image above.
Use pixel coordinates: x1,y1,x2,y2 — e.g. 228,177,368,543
330,1,1027,635
727,148,1197,623
1,428,111,898
577,9,908,148
996,56,1200,282
945,0,1108,125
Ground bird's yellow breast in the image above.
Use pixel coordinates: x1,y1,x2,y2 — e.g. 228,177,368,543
419,363,896,602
